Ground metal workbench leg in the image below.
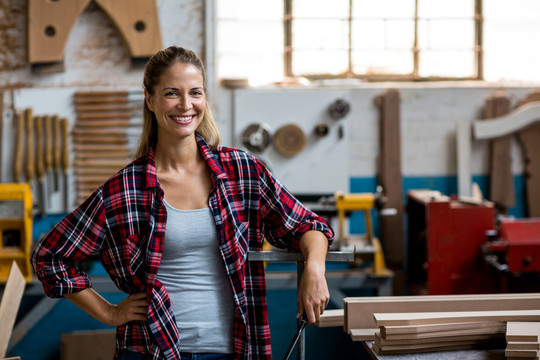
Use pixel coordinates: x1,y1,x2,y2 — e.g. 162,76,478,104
297,260,305,360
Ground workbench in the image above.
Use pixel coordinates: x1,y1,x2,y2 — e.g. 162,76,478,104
363,341,506,360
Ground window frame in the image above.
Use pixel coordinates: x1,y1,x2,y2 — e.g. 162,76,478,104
283,0,484,82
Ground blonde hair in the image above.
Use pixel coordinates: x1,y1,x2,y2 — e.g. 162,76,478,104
135,46,220,158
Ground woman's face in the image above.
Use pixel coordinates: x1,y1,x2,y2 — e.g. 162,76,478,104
145,62,206,143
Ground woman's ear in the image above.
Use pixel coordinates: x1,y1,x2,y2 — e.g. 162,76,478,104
144,89,154,112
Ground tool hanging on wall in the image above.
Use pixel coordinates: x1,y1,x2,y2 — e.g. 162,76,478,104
35,116,47,216
13,112,24,183
25,109,35,186
327,98,351,120
43,115,54,196
241,123,272,153
27,0,163,72
61,118,70,212
273,123,307,157
52,115,61,192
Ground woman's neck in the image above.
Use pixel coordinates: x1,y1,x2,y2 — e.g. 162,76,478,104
154,135,201,172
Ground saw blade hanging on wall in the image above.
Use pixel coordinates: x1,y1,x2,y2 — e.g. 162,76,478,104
241,123,272,153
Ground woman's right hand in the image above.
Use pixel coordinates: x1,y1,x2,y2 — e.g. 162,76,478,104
107,292,149,326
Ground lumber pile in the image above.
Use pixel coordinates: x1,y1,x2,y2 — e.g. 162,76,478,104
344,293,540,340
371,310,540,355
342,293,540,356
506,322,540,360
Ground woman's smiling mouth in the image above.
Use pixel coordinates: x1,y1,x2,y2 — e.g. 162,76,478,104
171,115,194,123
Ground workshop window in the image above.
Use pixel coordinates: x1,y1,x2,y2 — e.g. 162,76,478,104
215,0,540,85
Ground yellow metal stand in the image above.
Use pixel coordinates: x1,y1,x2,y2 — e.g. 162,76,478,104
334,191,389,276
0,183,33,283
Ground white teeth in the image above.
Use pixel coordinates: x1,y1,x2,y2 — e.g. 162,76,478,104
172,116,192,122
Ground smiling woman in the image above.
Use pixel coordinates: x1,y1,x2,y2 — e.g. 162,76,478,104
31,46,335,360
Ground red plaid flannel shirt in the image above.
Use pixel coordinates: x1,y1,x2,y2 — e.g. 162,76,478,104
31,135,334,359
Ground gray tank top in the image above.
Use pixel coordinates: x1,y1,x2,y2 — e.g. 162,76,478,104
156,200,234,353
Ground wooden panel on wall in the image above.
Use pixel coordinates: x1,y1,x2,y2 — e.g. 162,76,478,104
484,92,514,212
516,92,540,217
375,88,404,295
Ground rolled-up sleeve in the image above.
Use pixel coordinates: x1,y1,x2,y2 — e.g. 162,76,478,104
31,189,107,298
257,159,334,251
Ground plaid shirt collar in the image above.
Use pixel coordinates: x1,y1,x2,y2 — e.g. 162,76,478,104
143,134,228,190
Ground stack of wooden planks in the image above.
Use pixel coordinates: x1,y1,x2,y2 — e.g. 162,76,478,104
335,293,540,355
372,310,540,355
506,322,540,359
344,293,540,341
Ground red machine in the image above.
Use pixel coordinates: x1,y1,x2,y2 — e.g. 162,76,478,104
407,190,499,295
483,218,540,274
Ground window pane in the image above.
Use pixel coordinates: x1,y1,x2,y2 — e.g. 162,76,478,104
419,50,474,78
293,0,349,19
216,0,283,85
418,19,475,51
217,0,282,20
418,0,474,19
353,0,415,18
483,0,540,82
352,19,414,50
352,50,413,75
293,50,348,75
292,19,349,51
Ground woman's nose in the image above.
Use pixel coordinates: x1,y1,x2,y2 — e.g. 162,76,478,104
178,94,192,110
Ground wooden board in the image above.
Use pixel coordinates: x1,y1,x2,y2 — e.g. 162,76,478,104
505,349,540,358
484,92,514,210
316,309,344,327
507,342,540,351
516,92,540,217
27,0,91,63
382,321,505,335
381,322,506,340
375,88,405,295
0,262,26,358
94,0,162,58
507,322,540,342
28,0,161,65
373,338,504,355
374,310,540,327
344,293,540,334
375,331,505,346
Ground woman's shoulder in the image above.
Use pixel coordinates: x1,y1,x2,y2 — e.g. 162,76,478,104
100,157,147,190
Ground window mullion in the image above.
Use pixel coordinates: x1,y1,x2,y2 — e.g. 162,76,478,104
284,0,293,77
347,0,353,77
413,0,419,79
475,0,483,80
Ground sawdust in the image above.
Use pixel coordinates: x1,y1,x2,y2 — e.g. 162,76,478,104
0,0,27,71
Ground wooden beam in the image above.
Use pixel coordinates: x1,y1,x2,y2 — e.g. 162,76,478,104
345,293,540,339
375,88,404,295
473,101,540,139
484,92,514,211
516,92,540,217
0,262,26,358
374,310,540,327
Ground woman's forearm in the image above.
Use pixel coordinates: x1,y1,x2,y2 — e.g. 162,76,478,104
65,288,148,326
298,230,330,324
